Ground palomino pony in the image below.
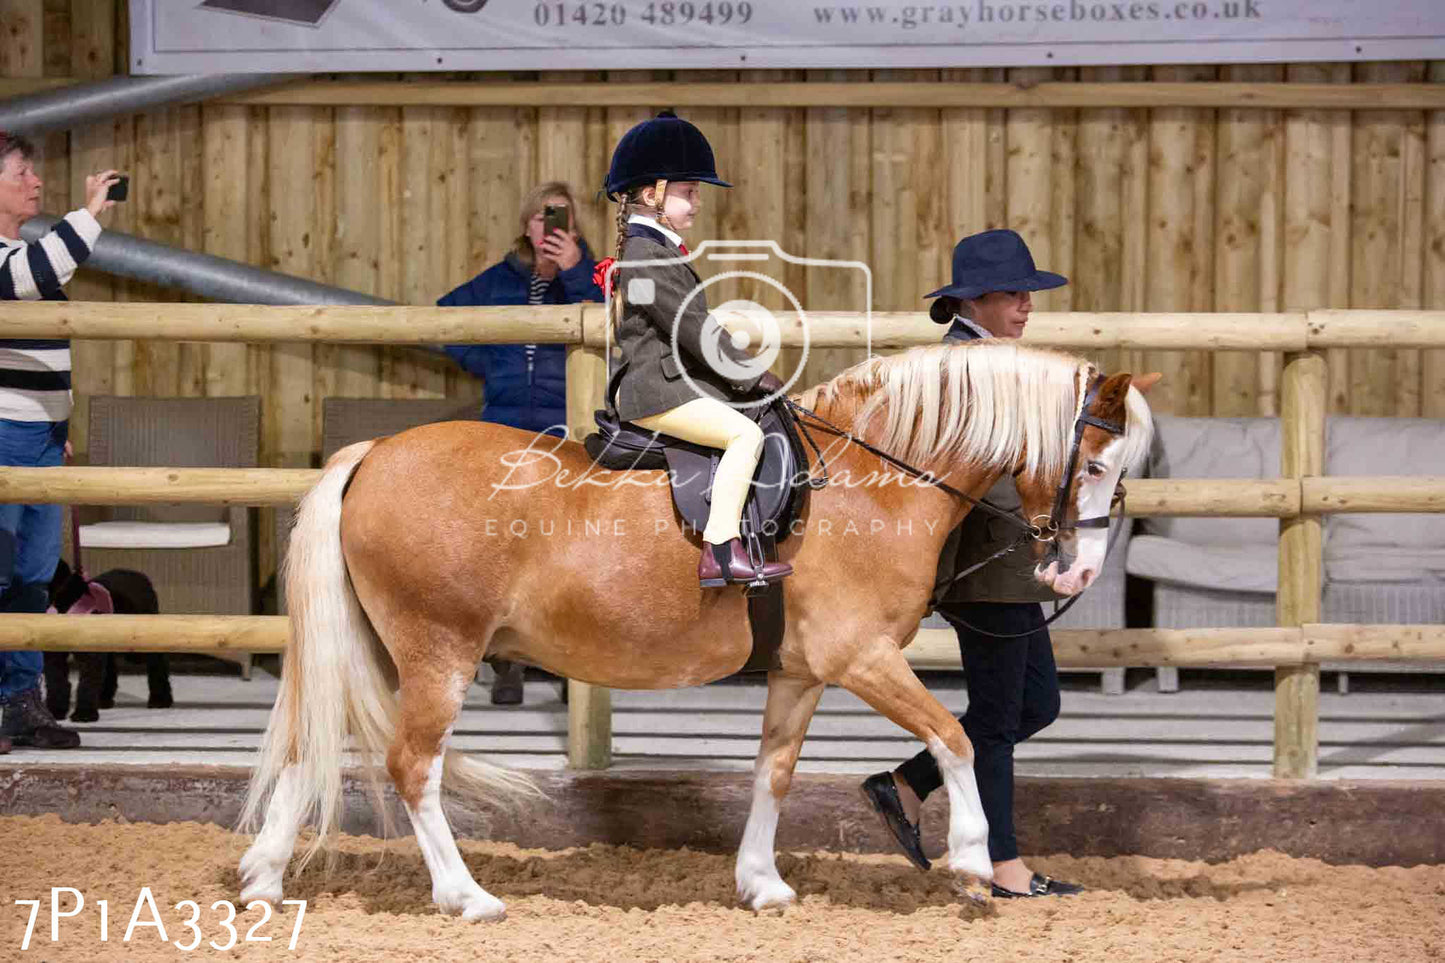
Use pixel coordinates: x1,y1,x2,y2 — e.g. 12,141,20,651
238,340,1154,920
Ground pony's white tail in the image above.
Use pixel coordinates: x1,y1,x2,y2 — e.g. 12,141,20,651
239,440,536,868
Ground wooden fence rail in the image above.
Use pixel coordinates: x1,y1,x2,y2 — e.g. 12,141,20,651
7,617,1443,668
1,468,1440,516
4,303,1445,350
1,305,1441,777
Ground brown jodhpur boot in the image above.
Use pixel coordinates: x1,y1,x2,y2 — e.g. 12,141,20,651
698,538,793,588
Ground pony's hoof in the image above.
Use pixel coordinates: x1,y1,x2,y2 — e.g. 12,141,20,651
739,878,796,912
437,888,506,922
238,850,285,906
238,878,283,907
947,846,994,884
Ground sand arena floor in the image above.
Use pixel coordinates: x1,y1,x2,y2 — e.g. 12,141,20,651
3,815,1442,962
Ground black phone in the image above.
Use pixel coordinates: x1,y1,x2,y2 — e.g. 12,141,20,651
542,204,570,238
107,175,129,203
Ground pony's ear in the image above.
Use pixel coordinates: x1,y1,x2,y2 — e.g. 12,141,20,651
1094,372,1133,417
1130,372,1163,395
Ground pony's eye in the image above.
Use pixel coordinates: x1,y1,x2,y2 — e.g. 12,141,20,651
1085,461,1106,478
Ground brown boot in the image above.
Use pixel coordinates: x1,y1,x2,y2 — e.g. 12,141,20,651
0,733,11,754
1,685,81,749
698,538,793,588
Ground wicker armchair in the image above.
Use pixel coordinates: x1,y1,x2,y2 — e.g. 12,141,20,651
81,396,260,675
275,398,479,614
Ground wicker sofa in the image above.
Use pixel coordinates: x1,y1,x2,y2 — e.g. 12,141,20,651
75,396,261,676
1126,415,1445,692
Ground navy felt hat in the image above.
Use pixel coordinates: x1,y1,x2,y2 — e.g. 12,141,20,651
924,229,1068,301
603,110,731,201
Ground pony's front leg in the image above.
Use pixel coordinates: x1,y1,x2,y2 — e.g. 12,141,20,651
837,638,992,885
735,673,824,911
925,735,992,882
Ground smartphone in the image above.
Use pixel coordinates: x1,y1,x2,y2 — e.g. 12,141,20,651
107,175,129,203
542,204,570,238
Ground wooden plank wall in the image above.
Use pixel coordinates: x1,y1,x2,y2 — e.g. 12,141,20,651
5,3,1444,460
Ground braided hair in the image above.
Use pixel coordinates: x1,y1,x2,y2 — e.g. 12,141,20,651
609,193,630,338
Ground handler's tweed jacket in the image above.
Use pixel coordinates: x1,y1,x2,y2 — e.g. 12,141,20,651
935,321,1066,605
612,226,761,423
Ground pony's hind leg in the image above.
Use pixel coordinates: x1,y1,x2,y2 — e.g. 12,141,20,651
239,765,305,905
390,671,506,921
836,638,992,884
735,673,825,911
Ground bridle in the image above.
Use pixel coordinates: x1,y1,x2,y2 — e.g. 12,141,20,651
784,366,1129,638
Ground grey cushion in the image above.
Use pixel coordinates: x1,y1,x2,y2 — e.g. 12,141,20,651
1126,535,1277,593
1325,547,1445,584
1144,416,1279,546
1325,417,1445,556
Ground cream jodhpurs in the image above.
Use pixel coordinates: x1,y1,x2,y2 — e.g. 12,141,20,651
632,397,764,545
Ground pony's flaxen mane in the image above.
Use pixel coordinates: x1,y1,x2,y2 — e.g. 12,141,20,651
797,341,1153,481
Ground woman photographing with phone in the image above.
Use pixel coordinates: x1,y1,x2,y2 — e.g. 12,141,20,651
438,179,604,705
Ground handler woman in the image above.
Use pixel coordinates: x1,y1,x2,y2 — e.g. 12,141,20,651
860,229,1084,899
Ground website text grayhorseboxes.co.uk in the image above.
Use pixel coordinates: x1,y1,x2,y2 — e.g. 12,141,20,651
812,0,1263,29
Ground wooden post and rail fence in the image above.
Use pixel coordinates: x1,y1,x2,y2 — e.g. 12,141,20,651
0,302,1441,778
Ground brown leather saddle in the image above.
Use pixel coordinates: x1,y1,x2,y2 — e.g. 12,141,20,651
584,363,815,670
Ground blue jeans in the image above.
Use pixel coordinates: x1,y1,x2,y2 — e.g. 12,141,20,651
0,419,66,700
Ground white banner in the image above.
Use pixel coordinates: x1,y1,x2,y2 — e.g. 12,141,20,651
130,0,1445,73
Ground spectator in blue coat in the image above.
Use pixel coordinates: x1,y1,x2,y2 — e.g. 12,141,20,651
440,181,603,440
438,180,603,704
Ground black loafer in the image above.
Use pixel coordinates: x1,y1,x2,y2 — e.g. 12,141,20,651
860,772,931,872
991,872,1083,899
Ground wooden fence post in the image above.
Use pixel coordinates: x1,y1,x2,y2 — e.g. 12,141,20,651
1275,350,1326,778
564,307,612,770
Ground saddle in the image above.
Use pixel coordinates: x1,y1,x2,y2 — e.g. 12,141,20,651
583,364,811,544
583,364,815,671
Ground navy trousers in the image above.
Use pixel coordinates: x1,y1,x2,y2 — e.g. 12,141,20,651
895,601,1060,862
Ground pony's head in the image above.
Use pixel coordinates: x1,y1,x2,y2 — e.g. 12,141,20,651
802,341,1156,597
1013,367,1158,596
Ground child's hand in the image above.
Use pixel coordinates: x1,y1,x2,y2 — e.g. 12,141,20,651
756,371,785,395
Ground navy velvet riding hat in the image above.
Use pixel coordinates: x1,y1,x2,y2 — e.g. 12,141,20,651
924,229,1068,301
603,110,732,201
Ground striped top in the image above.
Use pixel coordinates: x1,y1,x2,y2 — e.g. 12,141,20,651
0,209,103,422
524,271,549,374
